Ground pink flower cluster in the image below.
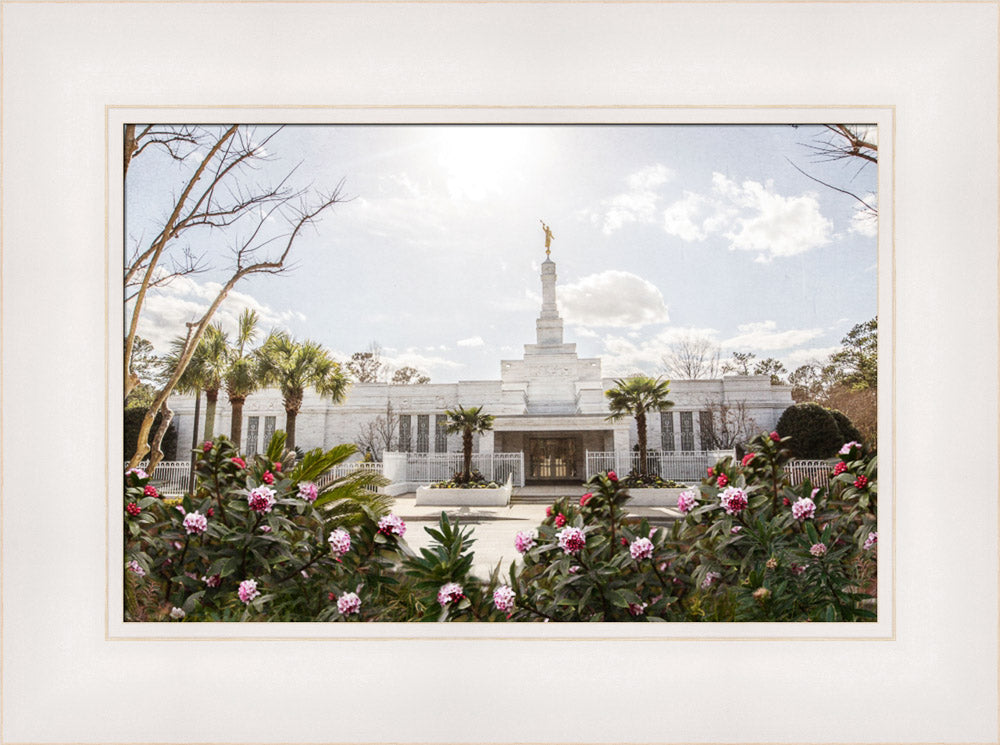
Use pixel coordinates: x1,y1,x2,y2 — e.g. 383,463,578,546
554,513,567,527
607,470,618,482
716,474,729,487
337,592,361,615
328,528,352,556
701,571,721,589
833,461,847,476
262,471,275,485
125,502,141,517
238,579,260,604
143,485,159,498
377,514,406,538
628,602,648,617
676,490,698,514
437,582,464,607
719,486,748,515
298,482,318,502
202,574,221,588
810,543,827,557
493,585,516,613
126,560,145,577
839,441,861,455
247,485,276,514
791,497,816,521
514,530,537,554
769,431,781,442
125,467,148,479
202,441,213,452
629,537,654,561
863,531,878,551
556,527,586,555
183,511,208,535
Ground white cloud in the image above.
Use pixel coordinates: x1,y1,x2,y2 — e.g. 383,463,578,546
558,271,669,328
382,349,464,379
133,276,304,353
849,192,878,237
721,320,824,351
594,164,674,235
661,173,833,261
781,345,842,370
597,326,720,377
456,336,485,348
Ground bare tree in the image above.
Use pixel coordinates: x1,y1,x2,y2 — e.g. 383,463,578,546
346,342,387,383
661,336,722,380
124,124,347,469
789,124,878,216
355,402,399,461
698,399,760,451
391,366,430,385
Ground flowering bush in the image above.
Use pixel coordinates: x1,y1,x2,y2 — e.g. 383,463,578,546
123,433,392,621
124,429,877,623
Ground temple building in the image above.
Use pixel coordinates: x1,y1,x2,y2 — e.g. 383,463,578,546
169,247,793,484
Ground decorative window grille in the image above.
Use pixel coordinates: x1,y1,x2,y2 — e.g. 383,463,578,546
246,416,260,456
679,411,695,451
660,411,675,452
699,411,715,450
435,414,448,453
416,414,430,453
399,416,412,452
263,416,276,450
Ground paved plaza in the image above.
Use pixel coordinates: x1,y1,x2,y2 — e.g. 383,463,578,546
393,485,682,577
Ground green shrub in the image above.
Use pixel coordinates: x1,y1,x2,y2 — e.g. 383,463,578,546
776,402,842,458
124,406,178,461
828,408,864,445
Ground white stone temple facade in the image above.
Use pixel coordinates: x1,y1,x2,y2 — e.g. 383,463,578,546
169,251,793,483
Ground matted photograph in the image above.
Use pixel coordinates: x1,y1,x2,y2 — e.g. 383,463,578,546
123,122,880,624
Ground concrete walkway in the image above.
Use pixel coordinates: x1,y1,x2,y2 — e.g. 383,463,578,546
391,486,682,578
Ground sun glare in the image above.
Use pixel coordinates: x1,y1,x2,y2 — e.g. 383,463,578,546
432,126,537,201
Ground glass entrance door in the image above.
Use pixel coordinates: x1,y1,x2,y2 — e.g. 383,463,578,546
528,437,578,480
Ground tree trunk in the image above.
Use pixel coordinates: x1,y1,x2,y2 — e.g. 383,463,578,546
285,407,298,451
203,388,219,440
636,409,648,477
148,401,174,473
462,430,473,482
230,396,246,451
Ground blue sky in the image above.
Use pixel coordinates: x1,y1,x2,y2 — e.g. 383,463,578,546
127,123,877,382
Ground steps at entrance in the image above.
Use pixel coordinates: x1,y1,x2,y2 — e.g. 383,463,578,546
511,484,591,504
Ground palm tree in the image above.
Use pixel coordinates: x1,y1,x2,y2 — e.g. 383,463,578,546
162,325,228,442
225,309,261,449
444,405,495,484
256,332,349,450
191,324,229,440
605,376,673,478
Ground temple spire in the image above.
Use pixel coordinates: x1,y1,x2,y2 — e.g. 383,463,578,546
540,219,554,259
536,222,563,346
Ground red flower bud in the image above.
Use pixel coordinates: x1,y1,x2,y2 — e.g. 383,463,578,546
769,431,780,442
579,492,593,506
607,470,618,482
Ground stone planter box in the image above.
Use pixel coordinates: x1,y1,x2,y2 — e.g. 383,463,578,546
626,487,689,507
415,475,513,506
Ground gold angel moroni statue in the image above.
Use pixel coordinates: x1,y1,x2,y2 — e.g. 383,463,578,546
540,219,555,256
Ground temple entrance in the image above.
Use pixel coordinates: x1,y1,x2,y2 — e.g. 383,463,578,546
528,437,579,482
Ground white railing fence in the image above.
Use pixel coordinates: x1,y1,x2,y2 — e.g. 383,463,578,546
401,452,525,487
316,461,385,492
585,451,734,482
125,461,190,495
785,459,837,486
584,451,836,486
